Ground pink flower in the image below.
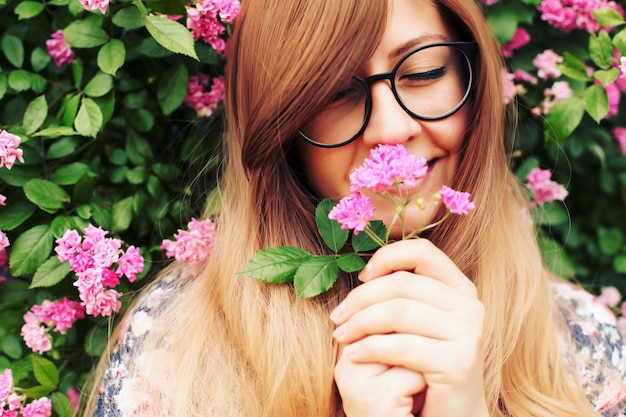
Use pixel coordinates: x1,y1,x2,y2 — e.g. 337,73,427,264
602,81,621,118
501,68,517,104
349,144,428,193
542,81,573,113
514,69,537,83
45,30,74,68
0,369,13,403
20,397,52,417
54,230,81,262
533,49,563,80
501,28,530,58
20,320,52,354
116,246,143,282
184,74,226,117
538,0,624,33
526,167,568,205
613,127,626,155
186,0,240,53
0,232,9,251
0,130,24,170
0,194,6,206
78,0,109,14
596,286,622,308
67,387,81,413
161,218,216,269
328,193,375,235
439,185,476,215
620,56,626,80
29,298,85,336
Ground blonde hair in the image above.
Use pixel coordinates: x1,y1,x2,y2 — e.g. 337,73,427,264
85,0,604,416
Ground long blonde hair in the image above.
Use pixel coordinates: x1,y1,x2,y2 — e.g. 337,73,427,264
86,0,602,416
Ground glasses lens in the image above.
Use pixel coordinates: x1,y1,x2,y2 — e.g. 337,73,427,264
300,78,367,147
394,45,471,119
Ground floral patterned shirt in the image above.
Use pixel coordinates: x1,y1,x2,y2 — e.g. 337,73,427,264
92,278,626,416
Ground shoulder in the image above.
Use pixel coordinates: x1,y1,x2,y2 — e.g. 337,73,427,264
551,282,626,415
92,270,189,416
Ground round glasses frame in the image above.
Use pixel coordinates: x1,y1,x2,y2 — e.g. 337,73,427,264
299,41,479,148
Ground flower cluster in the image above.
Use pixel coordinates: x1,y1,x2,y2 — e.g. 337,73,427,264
55,225,144,317
45,30,74,68
526,167,569,205
538,0,624,33
161,218,216,274
0,130,24,170
0,369,52,417
186,0,241,54
20,298,84,354
184,74,226,117
78,0,109,14
329,144,475,238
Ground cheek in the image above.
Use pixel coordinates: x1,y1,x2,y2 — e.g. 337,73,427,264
298,146,354,200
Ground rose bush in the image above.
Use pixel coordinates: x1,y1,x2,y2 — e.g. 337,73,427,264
0,0,624,415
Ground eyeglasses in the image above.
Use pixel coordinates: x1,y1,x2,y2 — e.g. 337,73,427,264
299,41,478,148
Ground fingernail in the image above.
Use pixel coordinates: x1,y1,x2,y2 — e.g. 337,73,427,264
344,342,361,358
332,323,347,341
330,301,346,323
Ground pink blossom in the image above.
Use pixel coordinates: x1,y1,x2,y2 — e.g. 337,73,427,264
78,0,109,14
514,69,537,83
501,28,530,58
328,193,375,235
116,246,143,282
29,298,85,335
45,30,74,68
82,224,108,251
602,81,621,118
538,0,624,33
0,369,13,403
54,230,81,262
596,286,622,308
533,49,563,80
526,167,568,205
0,194,5,206
67,387,81,413
501,68,517,104
83,289,121,317
613,127,626,155
186,0,240,53
184,74,226,117
0,232,9,251
620,56,626,80
439,186,476,215
20,397,52,417
349,144,428,194
20,320,52,354
542,81,573,113
161,218,216,269
0,130,24,170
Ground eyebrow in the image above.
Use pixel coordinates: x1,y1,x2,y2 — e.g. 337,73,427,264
388,34,450,60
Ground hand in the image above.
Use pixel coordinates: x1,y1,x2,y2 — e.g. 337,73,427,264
332,239,490,417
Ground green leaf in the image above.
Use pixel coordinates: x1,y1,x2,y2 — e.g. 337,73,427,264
112,196,134,232
51,162,93,185
316,198,349,252
48,137,81,159
33,126,79,137
9,224,53,277
144,15,198,60
0,201,36,230
592,7,625,27
23,95,48,135
31,47,52,72
352,220,387,252
8,69,31,91
589,30,614,69
32,355,60,388
14,1,44,19
75,97,103,137
97,40,126,75
594,68,619,85
51,392,74,417
0,74,7,100
614,255,626,274
85,327,108,356
1,335,23,359
239,247,312,284
72,58,83,89
59,93,81,127
63,20,109,48
337,253,366,273
538,234,576,279
598,227,623,256
157,63,188,114
112,6,144,29
0,165,41,186
614,27,626,54
73,173,97,205
486,8,518,44
30,256,72,289
583,84,608,124
544,97,585,143
534,202,568,226
146,0,186,15
2,34,24,68
50,215,89,238
294,256,339,298
23,178,71,211
84,72,113,97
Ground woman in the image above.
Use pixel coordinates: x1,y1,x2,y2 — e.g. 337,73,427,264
87,0,626,416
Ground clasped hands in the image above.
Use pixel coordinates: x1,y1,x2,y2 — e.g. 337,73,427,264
332,239,490,417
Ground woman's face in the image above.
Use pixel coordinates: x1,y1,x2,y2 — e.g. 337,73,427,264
298,0,470,237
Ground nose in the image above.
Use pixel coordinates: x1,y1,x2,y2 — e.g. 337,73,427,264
361,80,422,146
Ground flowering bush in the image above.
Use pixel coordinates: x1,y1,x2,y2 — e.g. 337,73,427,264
0,0,624,414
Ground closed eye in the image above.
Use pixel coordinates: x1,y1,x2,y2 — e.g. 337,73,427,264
402,66,446,82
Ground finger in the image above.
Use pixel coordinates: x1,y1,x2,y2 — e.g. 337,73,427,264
330,271,478,325
359,239,476,297
332,298,461,344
